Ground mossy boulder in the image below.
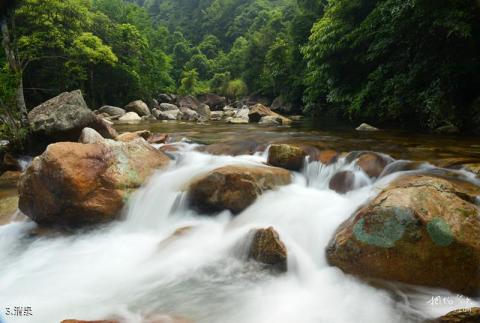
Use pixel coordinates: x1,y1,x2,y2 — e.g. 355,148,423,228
327,174,480,295
267,144,307,171
19,130,170,227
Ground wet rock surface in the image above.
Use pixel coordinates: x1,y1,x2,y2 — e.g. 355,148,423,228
267,144,307,171
19,130,170,227
248,227,287,272
327,174,480,295
187,165,291,214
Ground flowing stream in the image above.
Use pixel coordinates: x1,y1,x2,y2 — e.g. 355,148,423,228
0,122,479,323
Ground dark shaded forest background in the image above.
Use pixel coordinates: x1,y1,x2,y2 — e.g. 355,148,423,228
1,0,480,133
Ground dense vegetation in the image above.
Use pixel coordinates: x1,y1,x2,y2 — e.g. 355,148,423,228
1,0,480,133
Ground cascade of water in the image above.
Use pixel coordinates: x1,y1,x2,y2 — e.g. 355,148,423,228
0,142,477,323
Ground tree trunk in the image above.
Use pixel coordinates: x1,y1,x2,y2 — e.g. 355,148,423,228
1,13,28,125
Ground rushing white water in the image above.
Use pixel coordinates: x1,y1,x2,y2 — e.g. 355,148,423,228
0,142,478,323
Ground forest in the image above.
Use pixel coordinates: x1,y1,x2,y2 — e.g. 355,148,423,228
1,0,480,136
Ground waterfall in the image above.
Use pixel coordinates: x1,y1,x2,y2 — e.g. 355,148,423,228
0,142,477,323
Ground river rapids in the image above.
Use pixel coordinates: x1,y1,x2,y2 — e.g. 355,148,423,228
0,140,479,323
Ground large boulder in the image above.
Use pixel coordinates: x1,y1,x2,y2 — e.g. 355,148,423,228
98,105,125,117
326,174,480,295
267,144,307,171
124,100,150,117
248,227,287,272
249,104,291,125
198,93,226,110
187,165,291,214
19,132,170,227
28,90,116,141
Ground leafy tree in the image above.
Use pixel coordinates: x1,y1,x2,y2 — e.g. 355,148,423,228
178,69,208,95
303,0,480,130
210,72,231,95
198,34,220,59
225,79,247,99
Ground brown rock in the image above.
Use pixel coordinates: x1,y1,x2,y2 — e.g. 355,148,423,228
248,227,287,272
248,104,291,125
187,165,291,214
329,171,356,194
19,139,170,227
346,151,391,178
267,144,306,171
317,150,339,165
326,174,480,295
432,307,480,323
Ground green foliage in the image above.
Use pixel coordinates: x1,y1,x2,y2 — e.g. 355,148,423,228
210,72,231,95
0,65,28,151
178,69,209,96
4,0,480,132
303,0,480,130
13,0,172,108
225,79,247,99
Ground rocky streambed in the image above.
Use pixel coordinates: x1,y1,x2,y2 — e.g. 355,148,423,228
0,91,480,323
